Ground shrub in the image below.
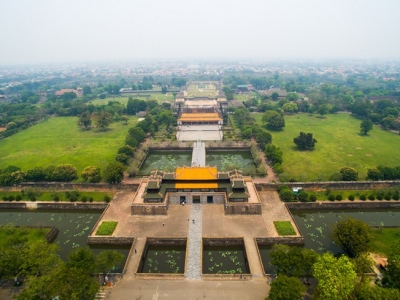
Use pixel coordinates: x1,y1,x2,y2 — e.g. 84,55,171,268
328,195,335,201
104,195,111,203
2,196,7,201
279,189,294,202
368,195,375,201
277,185,290,193
65,191,70,199
360,195,367,201
384,194,392,200
298,191,309,202
89,197,94,202
309,194,317,202
393,194,400,201
335,194,343,201
348,195,355,201
8,195,15,201
81,196,87,203
29,195,36,201
16,195,22,201
69,194,78,202
53,195,60,201
377,195,383,200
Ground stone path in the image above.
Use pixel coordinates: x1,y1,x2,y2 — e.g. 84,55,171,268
191,141,205,167
185,204,202,279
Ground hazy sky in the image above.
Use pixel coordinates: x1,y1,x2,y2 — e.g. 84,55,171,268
1,0,399,65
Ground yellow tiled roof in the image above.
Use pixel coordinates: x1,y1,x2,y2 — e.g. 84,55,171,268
175,166,218,180
178,113,222,122
175,182,218,189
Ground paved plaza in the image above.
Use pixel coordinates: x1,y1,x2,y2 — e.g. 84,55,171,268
91,190,298,299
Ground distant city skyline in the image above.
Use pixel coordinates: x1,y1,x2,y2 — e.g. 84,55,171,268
1,0,400,65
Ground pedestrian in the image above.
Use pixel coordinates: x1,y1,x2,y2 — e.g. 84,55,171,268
192,219,195,224
134,249,137,254
163,222,165,226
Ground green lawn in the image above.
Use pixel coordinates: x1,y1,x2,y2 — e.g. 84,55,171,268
274,221,296,236
0,226,50,248
253,113,400,181
96,221,118,236
89,93,175,106
0,191,112,202
370,227,400,257
0,116,137,175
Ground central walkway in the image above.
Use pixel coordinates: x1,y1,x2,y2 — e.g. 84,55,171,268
185,204,203,279
191,141,206,167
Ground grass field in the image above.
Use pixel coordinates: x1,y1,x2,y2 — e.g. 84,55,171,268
0,226,50,248
273,221,296,236
370,227,400,257
89,93,175,106
0,191,112,202
253,113,400,181
96,221,118,236
186,84,217,98
0,116,137,176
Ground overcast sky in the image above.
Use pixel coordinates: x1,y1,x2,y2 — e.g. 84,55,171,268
1,0,399,65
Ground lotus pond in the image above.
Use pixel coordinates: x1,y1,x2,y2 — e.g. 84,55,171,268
139,245,186,274
0,209,129,272
259,208,400,274
206,151,254,172
139,151,192,174
203,245,249,274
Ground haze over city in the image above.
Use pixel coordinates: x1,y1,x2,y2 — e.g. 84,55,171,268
1,0,400,65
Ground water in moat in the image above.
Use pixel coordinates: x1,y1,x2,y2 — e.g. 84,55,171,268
139,151,192,174
0,209,129,272
138,245,186,274
206,151,254,173
259,208,400,274
203,245,250,274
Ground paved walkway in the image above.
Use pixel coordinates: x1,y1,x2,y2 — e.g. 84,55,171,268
191,141,206,167
185,204,202,279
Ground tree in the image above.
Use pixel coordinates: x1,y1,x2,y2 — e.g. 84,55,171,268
313,253,357,300
282,102,298,113
93,111,113,129
157,110,176,129
83,85,92,96
340,167,358,181
293,132,317,150
262,110,285,130
95,250,124,283
121,115,129,124
51,164,78,182
103,162,125,184
222,86,233,100
127,98,146,115
382,241,400,289
360,120,373,135
318,104,331,116
77,111,92,129
367,168,383,180
268,275,306,300
265,144,283,165
81,166,101,183
161,86,168,94
271,92,279,101
286,92,299,101
331,218,371,257
253,129,272,149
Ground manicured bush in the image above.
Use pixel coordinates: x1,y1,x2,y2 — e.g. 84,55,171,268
89,197,94,202
53,195,60,201
2,196,8,200
360,195,367,201
279,189,294,202
69,194,78,202
384,194,392,200
81,196,87,202
393,194,399,201
377,195,383,200
8,195,15,201
309,194,317,202
368,195,375,201
328,194,335,201
348,195,354,201
335,194,342,201
104,195,111,203
298,191,309,202
29,195,36,201
16,195,22,201
277,185,290,193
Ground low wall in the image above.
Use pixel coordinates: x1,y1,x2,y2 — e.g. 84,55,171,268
0,201,107,210
146,237,187,246
87,236,135,245
2,182,139,192
256,180,400,191
131,202,168,215
255,237,305,246
286,201,400,210
203,237,244,247
168,193,225,205
135,273,185,280
224,203,262,215
202,274,251,280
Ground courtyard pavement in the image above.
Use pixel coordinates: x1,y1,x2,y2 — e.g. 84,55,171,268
91,189,297,300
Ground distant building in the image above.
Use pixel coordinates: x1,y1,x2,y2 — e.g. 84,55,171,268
55,89,83,98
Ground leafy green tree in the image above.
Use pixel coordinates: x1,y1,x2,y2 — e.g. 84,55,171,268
51,164,78,182
313,252,357,300
354,284,400,300
93,111,113,129
318,104,331,116
117,145,136,157
360,119,373,135
81,166,101,183
83,85,92,95
331,218,371,257
271,92,279,101
267,275,306,300
157,110,176,129
254,129,272,149
103,162,125,184
286,92,299,101
121,115,129,124
282,102,298,113
367,168,383,180
222,86,234,100
66,247,96,274
126,98,146,115
383,241,400,289
340,167,358,181
95,250,124,283
293,132,317,150
265,144,283,165
77,111,92,129
262,110,285,130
